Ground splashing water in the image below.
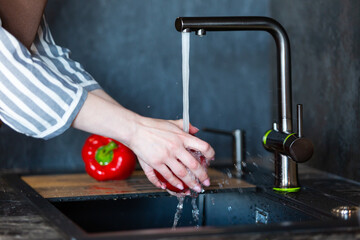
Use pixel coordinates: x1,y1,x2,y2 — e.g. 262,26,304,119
225,168,233,178
191,195,200,227
172,196,185,228
171,149,207,227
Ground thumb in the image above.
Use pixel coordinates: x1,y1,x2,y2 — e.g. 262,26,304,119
170,119,199,135
188,123,199,135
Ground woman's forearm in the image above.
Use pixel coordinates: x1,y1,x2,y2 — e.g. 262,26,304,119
72,92,137,145
90,89,120,106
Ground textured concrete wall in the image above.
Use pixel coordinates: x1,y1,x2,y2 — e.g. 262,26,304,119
0,0,272,172
2,0,358,182
271,0,360,180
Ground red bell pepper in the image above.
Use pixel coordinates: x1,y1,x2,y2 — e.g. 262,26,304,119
82,134,136,181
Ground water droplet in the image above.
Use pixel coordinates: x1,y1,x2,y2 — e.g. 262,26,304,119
225,169,232,178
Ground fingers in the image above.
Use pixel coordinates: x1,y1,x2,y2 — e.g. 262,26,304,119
133,118,214,193
176,149,210,189
140,154,207,193
171,120,215,160
156,165,185,191
169,121,212,160
167,189,191,197
138,159,165,189
183,135,215,161
189,124,200,135
166,157,203,192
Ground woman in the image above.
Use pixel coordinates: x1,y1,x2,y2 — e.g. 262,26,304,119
0,0,215,193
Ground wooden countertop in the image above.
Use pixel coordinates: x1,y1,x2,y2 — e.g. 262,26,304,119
21,168,255,199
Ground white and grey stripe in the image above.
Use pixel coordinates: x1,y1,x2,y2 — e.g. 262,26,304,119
0,16,101,139
32,16,100,91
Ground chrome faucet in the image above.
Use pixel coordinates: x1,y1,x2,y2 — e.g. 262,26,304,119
175,17,313,192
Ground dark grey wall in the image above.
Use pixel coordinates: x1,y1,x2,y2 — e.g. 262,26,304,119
271,0,360,180
2,1,358,182
0,0,272,172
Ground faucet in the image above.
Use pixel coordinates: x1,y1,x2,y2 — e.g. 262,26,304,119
175,16,314,192
203,128,244,178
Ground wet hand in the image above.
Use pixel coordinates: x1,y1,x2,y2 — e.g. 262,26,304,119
128,117,215,193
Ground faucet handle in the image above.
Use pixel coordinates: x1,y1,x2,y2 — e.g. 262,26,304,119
284,135,314,163
263,128,313,163
297,104,303,138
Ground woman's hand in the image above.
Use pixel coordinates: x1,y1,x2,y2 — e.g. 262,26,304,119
129,117,214,193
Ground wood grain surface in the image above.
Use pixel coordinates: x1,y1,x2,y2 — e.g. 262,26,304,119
21,169,254,199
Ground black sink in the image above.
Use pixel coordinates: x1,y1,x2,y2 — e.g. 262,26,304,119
6,172,360,240
50,189,319,233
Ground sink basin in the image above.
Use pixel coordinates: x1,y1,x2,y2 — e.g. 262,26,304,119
50,189,319,233
7,170,360,239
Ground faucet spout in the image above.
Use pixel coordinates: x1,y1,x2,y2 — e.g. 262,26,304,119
176,17,292,132
175,17,313,191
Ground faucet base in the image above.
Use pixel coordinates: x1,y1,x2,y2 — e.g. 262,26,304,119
274,153,300,189
273,187,301,193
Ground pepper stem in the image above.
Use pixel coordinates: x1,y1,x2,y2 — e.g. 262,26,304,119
95,141,118,166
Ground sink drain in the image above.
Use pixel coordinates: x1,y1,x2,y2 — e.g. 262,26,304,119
331,206,360,220
255,207,269,224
